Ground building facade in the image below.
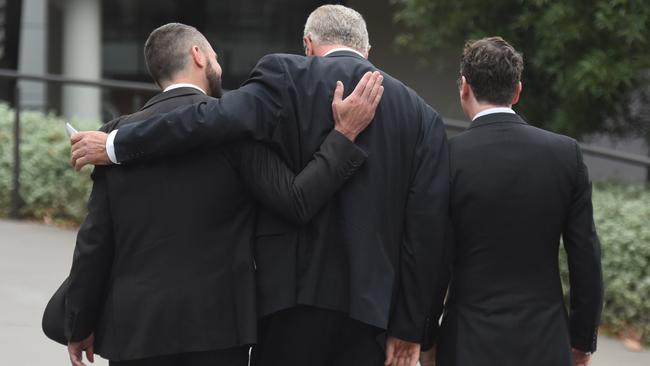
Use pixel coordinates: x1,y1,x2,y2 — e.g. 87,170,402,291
7,0,649,181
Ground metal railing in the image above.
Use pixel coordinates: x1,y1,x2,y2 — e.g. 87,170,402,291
445,119,650,167
0,69,159,92
1,69,648,218
0,69,158,218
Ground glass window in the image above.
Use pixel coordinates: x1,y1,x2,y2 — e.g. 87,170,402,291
101,0,341,116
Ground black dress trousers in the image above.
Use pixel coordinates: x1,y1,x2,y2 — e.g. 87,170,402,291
108,346,249,366
250,305,385,366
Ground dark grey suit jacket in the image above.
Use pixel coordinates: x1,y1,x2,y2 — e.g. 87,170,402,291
101,51,451,344
43,87,367,361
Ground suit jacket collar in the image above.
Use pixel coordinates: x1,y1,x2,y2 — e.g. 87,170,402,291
140,87,205,111
324,49,366,60
470,112,528,129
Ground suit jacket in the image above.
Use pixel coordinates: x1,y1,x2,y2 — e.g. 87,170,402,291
46,87,367,361
436,112,603,366
107,51,451,343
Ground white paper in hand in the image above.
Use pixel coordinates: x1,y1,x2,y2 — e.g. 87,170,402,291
65,122,78,137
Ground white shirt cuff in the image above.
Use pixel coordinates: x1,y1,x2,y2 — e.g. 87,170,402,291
106,129,120,164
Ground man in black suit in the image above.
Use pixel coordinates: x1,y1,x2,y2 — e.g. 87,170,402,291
69,5,450,366
58,23,383,366
421,37,603,366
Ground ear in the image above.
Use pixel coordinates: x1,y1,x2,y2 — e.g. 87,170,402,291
460,76,471,101
190,45,206,68
363,46,370,59
303,35,314,56
511,81,522,105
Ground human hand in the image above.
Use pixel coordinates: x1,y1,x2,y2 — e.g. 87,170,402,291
332,70,384,141
70,131,110,170
572,348,592,366
420,344,436,366
68,333,95,366
385,336,420,366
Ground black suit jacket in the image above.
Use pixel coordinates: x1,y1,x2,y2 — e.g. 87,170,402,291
436,112,603,366
106,51,451,343
45,87,367,361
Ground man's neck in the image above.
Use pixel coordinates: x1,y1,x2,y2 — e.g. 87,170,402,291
469,104,513,121
160,77,207,94
161,80,206,95
317,44,366,59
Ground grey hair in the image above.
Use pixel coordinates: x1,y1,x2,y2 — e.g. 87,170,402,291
144,22,210,85
303,5,370,54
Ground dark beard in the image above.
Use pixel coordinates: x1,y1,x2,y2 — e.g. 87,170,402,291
206,61,223,98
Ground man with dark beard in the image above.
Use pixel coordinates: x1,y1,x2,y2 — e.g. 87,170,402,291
53,23,383,366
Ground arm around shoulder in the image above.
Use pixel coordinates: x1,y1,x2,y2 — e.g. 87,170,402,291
112,55,289,163
234,129,367,225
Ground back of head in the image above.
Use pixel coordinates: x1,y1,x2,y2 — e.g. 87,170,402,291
144,22,210,86
304,5,370,54
460,37,523,105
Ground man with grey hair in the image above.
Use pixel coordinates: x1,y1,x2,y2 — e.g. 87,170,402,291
69,5,450,366
303,4,371,57
50,21,383,366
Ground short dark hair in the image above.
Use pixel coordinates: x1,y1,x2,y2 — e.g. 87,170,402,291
144,23,209,85
460,37,524,105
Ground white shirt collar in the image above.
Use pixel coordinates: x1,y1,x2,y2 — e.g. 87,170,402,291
323,47,366,59
163,83,206,95
472,107,516,121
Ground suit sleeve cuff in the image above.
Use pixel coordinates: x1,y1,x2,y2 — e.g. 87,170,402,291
327,129,368,173
106,129,120,164
64,309,94,342
386,327,423,344
387,310,425,344
420,315,440,351
571,332,598,353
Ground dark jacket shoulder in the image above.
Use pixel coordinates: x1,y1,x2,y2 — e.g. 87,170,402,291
451,114,576,149
98,88,211,133
99,117,123,133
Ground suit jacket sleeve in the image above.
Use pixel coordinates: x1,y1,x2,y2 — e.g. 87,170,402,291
113,54,287,163
387,111,451,344
563,141,603,353
64,166,114,342
230,129,367,225
422,215,454,351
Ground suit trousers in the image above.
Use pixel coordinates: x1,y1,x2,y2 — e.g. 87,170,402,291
108,346,249,366
250,305,385,366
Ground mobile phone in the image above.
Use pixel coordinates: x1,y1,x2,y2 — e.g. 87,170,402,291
65,122,78,137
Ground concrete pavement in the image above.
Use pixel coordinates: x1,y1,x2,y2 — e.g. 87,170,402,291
0,219,108,365
1,219,648,365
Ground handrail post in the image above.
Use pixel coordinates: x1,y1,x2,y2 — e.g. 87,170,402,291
647,152,650,183
10,83,22,218
132,94,142,113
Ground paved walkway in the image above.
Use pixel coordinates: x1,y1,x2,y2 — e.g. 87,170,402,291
0,219,108,365
1,219,649,365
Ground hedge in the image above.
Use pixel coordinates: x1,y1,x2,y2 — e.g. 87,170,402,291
0,104,98,224
0,105,649,344
563,182,650,346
